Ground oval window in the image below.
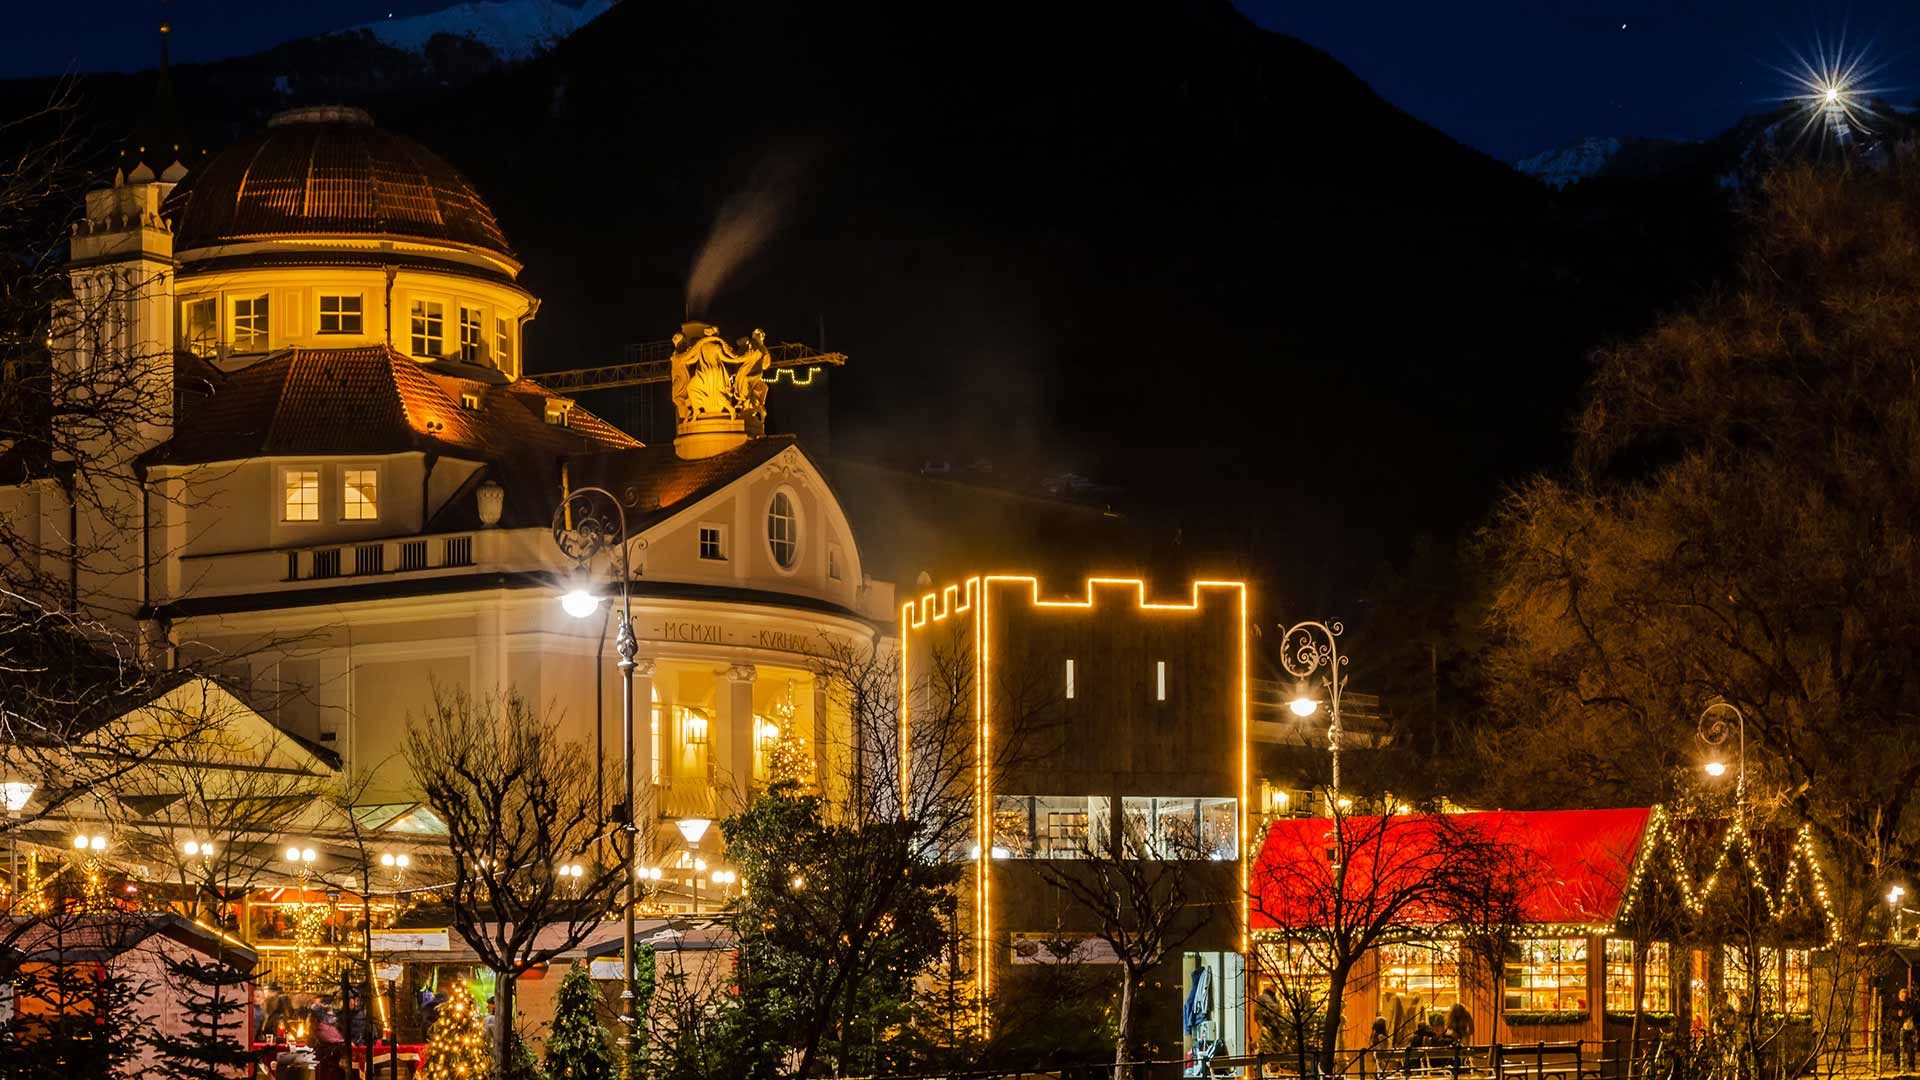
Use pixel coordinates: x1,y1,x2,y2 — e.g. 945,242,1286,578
767,490,798,570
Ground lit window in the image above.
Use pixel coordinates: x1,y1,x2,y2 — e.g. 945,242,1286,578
232,294,270,352
991,795,1109,859
698,525,726,561
181,297,217,357
1378,942,1462,1010
1118,796,1237,860
1782,948,1810,1014
460,392,481,410
1722,945,1783,1014
318,294,363,334
494,317,512,367
1065,658,1076,700
459,306,483,363
1156,660,1168,701
282,468,319,522
341,468,378,521
1604,939,1669,1013
544,400,572,426
1506,938,1589,1012
1258,940,1332,1016
767,490,798,569
409,299,444,357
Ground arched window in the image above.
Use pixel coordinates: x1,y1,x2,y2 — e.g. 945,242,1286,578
767,489,799,570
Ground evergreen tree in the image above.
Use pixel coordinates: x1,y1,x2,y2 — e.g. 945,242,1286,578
0,917,155,1080
543,963,615,1080
147,949,257,1079
419,985,491,1080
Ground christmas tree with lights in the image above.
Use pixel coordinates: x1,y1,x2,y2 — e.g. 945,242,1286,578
420,985,491,1080
544,962,616,1080
765,682,815,791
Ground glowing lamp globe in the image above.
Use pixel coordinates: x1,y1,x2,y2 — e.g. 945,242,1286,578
1704,761,1728,778
1289,696,1319,718
561,589,601,618
1,781,35,814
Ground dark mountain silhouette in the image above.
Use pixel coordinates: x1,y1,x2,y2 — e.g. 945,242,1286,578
0,0,1732,607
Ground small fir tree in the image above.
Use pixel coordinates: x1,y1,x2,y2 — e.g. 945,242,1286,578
0,919,155,1079
544,963,616,1080
147,949,258,1080
419,984,491,1080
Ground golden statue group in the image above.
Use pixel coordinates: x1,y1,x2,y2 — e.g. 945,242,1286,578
670,322,771,430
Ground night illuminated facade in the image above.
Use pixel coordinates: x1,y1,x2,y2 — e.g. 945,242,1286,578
0,105,892,1005
901,575,1250,1062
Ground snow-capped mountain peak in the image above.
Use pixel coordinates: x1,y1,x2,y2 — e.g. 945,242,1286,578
1515,136,1623,189
346,0,614,62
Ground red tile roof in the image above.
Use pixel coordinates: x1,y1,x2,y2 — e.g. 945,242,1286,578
148,346,637,465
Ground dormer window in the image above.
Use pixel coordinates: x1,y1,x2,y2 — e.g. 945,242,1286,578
342,468,379,521
494,317,513,369
544,400,573,427
410,299,444,358
319,294,363,335
181,298,217,357
232,294,270,352
459,306,483,363
281,467,319,522
460,392,482,410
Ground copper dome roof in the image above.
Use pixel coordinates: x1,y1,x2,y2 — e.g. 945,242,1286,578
164,106,512,257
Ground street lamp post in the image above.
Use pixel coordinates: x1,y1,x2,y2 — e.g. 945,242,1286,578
676,818,711,915
553,485,643,1059
1280,620,1349,807
1697,700,1747,814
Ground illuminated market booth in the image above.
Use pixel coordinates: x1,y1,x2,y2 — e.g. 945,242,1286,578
1250,807,1844,1068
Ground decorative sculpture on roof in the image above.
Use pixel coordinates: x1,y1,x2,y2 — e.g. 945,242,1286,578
670,322,769,425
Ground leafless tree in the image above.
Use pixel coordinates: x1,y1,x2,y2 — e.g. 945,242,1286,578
0,90,301,847
1031,818,1224,1079
1249,805,1535,1078
404,685,628,1065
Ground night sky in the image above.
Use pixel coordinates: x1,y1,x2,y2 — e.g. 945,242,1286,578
3,1,1917,163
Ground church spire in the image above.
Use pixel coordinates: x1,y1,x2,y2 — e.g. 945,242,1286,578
119,14,191,184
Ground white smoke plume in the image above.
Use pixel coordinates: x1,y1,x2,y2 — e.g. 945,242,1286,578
686,153,805,318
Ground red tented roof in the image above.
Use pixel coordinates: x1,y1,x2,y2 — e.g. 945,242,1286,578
1251,807,1651,930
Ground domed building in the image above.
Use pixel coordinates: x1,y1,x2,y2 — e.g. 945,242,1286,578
7,105,892,991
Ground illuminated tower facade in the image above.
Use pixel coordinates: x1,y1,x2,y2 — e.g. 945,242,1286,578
900,575,1249,1058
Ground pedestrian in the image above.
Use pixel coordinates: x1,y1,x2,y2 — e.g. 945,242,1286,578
420,987,444,1035
485,995,499,1046
256,982,293,1044
311,995,348,1080
1444,1002,1474,1046
1896,987,1917,1069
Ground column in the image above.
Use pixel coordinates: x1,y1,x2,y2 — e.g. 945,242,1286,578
811,678,835,805
715,663,757,798
632,656,657,798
